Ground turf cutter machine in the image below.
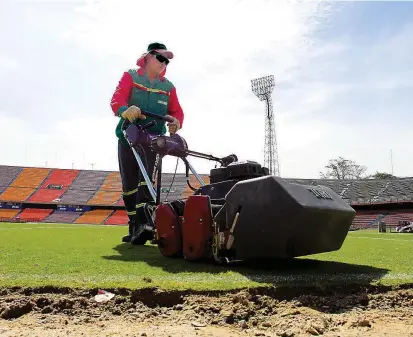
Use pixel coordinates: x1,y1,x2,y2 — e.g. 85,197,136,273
122,111,355,264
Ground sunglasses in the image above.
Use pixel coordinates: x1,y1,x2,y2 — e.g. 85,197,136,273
150,51,170,65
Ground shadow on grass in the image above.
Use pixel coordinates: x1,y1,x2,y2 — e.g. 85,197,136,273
102,243,389,289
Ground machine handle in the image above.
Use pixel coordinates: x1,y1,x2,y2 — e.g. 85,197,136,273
121,109,174,131
141,110,175,123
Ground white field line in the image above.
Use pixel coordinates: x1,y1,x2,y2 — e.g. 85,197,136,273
350,236,413,242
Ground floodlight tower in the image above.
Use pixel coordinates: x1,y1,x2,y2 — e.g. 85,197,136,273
251,75,280,176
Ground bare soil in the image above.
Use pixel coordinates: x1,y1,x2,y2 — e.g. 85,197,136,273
1,285,413,336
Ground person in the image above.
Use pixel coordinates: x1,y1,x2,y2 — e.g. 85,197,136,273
110,42,184,245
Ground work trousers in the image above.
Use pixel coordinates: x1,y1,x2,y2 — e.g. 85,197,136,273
118,140,157,226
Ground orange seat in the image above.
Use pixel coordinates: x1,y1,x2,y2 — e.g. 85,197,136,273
0,209,20,221
74,209,113,224
0,167,50,202
88,172,122,205
100,172,122,191
87,191,123,205
0,187,35,202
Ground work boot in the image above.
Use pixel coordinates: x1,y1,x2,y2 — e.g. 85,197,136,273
131,223,154,245
122,221,135,243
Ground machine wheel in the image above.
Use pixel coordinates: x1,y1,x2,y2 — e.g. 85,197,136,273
156,237,183,257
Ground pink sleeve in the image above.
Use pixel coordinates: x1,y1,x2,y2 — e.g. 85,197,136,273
168,87,184,127
110,72,133,116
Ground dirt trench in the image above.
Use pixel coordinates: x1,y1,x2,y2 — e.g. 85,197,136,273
0,284,413,336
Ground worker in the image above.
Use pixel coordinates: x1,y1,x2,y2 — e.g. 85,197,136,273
110,42,184,245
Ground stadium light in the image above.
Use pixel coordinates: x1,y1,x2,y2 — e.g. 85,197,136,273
251,75,280,176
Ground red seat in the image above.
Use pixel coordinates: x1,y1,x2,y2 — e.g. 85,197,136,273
105,210,128,225
28,169,79,203
18,208,53,222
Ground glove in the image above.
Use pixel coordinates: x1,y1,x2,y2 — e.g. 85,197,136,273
121,105,146,122
166,115,181,135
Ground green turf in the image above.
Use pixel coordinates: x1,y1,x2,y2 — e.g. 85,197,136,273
0,222,412,290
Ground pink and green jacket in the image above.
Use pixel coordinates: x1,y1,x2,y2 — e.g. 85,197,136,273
110,67,184,147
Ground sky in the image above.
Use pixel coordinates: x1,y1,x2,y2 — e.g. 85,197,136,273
1,0,413,179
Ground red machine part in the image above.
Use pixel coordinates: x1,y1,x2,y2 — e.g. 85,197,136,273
181,195,213,261
155,204,182,257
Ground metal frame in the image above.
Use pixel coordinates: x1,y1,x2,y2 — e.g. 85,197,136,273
129,144,157,201
123,130,206,204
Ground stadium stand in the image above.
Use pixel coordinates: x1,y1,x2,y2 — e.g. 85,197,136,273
0,166,22,194
287,177,413,204
28,169,79,203
181,174,210,199
59,170,109,204
398,180,413,195
2,164,413,227
351,211,386,229
98,172,189,205
74,209,113,225
87,172,122,205
88,191,121,205
0,209,20,221
100,171,122,191
17,208,53,222
105,210,128,225
0,167,50,202
382,210,413,225
158,173,188,202
44,211,82,224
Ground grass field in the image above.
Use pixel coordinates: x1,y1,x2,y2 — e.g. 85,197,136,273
0,222,412,291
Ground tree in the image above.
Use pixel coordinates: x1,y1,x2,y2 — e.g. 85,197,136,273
320,157,367,180
369,171,397,180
